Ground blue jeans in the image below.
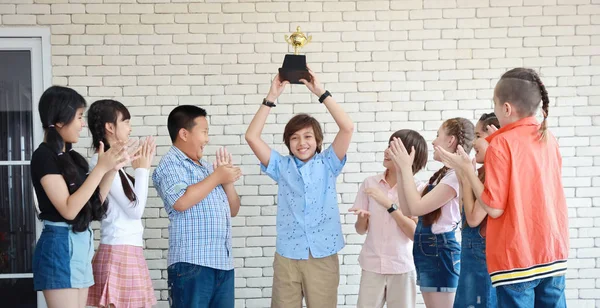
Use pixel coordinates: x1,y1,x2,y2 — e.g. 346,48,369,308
496,276,566,308
167,262,234,308
453,220,496,307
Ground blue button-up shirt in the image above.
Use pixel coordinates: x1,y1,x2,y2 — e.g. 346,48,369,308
261,146,346,260
152,146,233,270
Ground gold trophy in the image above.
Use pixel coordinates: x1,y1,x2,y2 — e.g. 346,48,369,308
279,26,312,84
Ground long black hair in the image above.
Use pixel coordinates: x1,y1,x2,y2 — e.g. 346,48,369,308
38,86,107,232
87,99,137,204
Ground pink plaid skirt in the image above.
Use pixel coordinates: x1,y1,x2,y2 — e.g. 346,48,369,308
87,244,157,308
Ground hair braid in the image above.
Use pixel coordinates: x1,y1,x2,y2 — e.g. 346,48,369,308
531,72,550,140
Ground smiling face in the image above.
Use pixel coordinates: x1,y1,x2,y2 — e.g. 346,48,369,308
473,121,492,164
289,126,318,162
57,107,86,144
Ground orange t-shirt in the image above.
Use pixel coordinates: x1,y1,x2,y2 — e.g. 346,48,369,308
481,116,569,287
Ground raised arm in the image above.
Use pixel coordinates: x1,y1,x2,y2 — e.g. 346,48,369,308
300,69,354,161
245,74,289,167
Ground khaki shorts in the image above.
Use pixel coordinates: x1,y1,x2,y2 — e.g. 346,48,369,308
357,269,417,308
271,252,340,308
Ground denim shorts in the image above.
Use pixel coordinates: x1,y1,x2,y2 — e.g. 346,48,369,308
32,221,94,290
413,219,460,293
454,221,496,307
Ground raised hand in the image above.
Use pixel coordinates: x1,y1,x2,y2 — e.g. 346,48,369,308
349,207,371,219
214,164,242,185
299,66,325,98
435,145,472,174
387,137,415,172
97,141,131,172
213,147,233,170
487,124,498,134
132,136,156,170
266,73,289,102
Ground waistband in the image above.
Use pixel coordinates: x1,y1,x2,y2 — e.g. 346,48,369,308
416,231,457,244
43,220,71,228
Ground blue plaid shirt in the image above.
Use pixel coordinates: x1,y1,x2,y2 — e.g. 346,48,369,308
152,146,233,270
261,146,346,260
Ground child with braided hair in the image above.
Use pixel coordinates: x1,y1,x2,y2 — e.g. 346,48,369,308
387,118,474,308
438,68,568,307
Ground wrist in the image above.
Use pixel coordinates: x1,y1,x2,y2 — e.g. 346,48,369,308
265,94,277,102
315,89,326,97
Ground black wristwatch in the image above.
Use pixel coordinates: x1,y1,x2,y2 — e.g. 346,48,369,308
318,90,331,103
262,98,276,108
387,203,398,213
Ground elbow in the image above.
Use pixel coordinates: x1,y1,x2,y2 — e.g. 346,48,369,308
356,228,367,235
488,209,503,219
172,202,186,213
466,217,481,228
341,123,354,134
63,212,78,221
244,132,256,144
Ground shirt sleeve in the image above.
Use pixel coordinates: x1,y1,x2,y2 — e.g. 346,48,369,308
439,170,460,197
32,147,61,179
322,145,347,177
260,149,283,182
353,180,370,211
152,164,191,215
481,142,511,210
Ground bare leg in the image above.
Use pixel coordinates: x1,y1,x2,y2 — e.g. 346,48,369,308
422,291,455,308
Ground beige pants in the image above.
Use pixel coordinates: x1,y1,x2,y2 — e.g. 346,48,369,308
271,252,339,308
357,269,417,308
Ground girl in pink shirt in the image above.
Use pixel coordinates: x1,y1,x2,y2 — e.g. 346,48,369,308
388,118,475,308
350,130,428,308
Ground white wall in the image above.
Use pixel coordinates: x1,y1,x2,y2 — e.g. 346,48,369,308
1,0,599,307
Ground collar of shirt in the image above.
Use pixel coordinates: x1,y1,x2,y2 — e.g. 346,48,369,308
485,116,539,143
170,145,210,169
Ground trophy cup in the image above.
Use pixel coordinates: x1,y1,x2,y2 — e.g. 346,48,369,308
279,26,312,84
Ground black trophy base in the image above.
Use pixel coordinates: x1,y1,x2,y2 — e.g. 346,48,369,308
279,54,311,84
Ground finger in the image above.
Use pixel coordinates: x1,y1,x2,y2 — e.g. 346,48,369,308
99,141,105,154
213,160,217,170
457,145,468,157
348,207,358,213
488,124,498,133
409,146,416,160
299,79,308,85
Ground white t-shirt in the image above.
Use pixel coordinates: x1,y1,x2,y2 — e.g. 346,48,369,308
431,169,461,234
90,154,149,247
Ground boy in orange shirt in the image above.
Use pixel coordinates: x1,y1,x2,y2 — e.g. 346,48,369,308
439,68,569,307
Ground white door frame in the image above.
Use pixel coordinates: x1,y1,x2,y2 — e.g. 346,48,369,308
0,27,52,308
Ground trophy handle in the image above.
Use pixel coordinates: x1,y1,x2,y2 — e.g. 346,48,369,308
284,35,292,45
306,35,312,44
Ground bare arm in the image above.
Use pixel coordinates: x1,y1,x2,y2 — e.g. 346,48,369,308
41,166,110,220
458,172,488,227
397,167,456,217
223,183,241,217
390,211,418,240
245,104,273,167
462,169,504,219
301,69,354,161
173,165,241,212
355,214,369,235
245,74,288,167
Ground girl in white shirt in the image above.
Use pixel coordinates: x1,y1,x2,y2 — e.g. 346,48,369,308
86,99,157,308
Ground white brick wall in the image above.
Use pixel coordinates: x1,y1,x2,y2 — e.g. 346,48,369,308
2,0,600,307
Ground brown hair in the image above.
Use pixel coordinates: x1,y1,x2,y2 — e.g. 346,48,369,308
479,112,500,134
495,67,549,140
422,117,475,226
388,129,428,175
283,113,324,156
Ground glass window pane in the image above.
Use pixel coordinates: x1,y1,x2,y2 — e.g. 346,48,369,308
0,278,36,308
0,165,36,274
0,50,34,162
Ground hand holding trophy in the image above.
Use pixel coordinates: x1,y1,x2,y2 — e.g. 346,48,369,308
279,26,312,84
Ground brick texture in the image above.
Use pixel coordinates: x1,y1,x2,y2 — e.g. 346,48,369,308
2,1,599,307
